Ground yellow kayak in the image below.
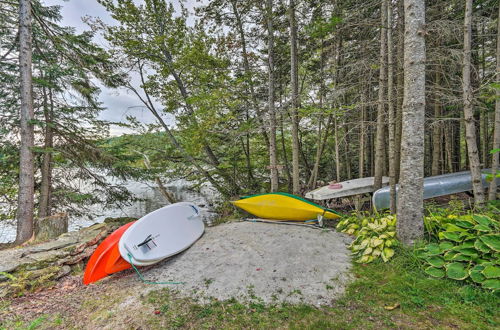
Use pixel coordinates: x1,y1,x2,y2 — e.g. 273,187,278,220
231,192,341,221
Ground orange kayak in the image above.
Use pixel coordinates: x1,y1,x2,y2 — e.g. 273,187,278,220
83,221,135,285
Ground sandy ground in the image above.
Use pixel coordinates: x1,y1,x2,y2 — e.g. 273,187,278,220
144,221,353,305
3,220,353,328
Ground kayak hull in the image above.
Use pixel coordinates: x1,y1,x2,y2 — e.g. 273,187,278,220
119,202,205,265
232,192,341,221
83,221,135,285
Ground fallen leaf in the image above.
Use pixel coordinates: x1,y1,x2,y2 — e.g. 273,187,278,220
384,303,400,311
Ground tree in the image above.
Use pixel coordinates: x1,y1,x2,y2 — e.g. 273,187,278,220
374,0,388,190
488,4,500,201
289,0,300,194
396,0,426,245
16,0,35,244
462,0,485,206
265,0,279,192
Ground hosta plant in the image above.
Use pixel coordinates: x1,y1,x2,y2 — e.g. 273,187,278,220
337,214,399,264
417,214,500,291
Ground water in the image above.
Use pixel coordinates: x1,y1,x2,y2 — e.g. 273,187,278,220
0,179,218,243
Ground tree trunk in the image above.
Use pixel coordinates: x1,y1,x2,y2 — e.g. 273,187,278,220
431,71,441,176
16,0,35,244
34,213,68,242
289,0,300,194
39,87,54,219
266,0,279,192
359,89,366,178
395,0,404,181
374,0,388,190
462,0,485,206
488,3,500,201
396,0,426,245
387,0,396,213
334,116,341,182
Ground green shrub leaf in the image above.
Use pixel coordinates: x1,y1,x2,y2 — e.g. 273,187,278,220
474,239,490,253
446,262,469,280
480,234,500,252
482,265,500,279
439,241,454,251
473,215,492,227
454,220,475,229
425,266,445,278
439,231,462,242
425,256,445,268
469,270,486,283
474,224,492,232
481,279,500,290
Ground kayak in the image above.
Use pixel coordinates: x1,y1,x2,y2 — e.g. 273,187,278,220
232,192,341,221
119,202,205,265
83,221,135,285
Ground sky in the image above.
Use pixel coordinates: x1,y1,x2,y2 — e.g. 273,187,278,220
42,0,198,136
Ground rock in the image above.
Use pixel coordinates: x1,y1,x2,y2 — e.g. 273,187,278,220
34,213,68,242
56,265,72,279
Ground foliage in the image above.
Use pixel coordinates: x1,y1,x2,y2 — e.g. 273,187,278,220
337,213,398,263
416,212,500,291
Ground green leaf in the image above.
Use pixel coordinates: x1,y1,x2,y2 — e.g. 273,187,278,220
439,231,462,242
474,224,492,232
474,239,490,253
381,247,394,262
446,262,469,280
480,234,500,252
451,254,473,262
426,243,442,255
454,220,475,229
445,223,467,232
425,266,445,278
473,215,492,227
439,241,454,251
426,256,445,268
481,279,500,290
482,265,500,279
456,248,479,258
444,251,459,261
469,269,486,283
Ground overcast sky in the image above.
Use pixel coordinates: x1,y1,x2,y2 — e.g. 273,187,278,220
42,0,197,136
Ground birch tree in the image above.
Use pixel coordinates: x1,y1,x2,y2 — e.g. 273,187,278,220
462,0,485,206
396,0,426,245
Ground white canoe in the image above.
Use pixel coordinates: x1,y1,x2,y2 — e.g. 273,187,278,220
119,202,205,265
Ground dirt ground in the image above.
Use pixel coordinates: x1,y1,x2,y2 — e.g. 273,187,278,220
2,221,353,328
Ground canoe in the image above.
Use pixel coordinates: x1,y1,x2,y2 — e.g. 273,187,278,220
119,202,205,265
231,192,341,221
83,221,135,285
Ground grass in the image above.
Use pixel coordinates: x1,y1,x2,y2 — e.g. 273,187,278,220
2,249,499,329
141,248,499,329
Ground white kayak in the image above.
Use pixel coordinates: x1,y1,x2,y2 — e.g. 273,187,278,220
119,202,205,265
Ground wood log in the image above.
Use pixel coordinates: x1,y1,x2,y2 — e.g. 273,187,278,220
34,213,68,242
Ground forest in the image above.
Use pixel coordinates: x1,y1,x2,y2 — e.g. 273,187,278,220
2,0,499,243
0,0,500,327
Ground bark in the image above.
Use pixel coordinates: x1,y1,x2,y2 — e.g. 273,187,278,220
266,0,279,192
431,71,441,176
396,0,426,245
387,1,396,213
16,0,35,244
39,87,54,219
334,116,341,182
488,3,500,201
289,0,300,194
395,0,404,181
462,0,485,206
359,89,366,178
374,0,388,189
